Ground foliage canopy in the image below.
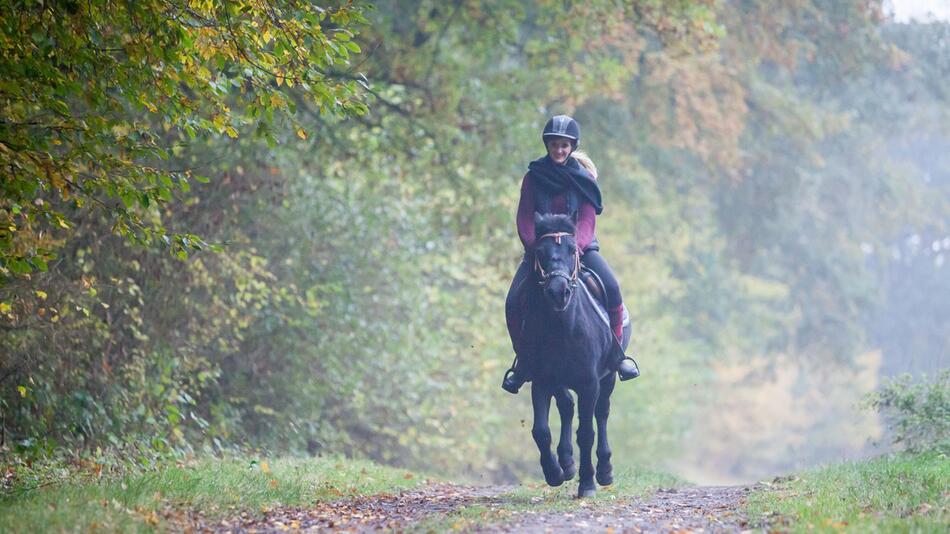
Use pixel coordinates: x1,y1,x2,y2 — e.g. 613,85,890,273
0,0,366,278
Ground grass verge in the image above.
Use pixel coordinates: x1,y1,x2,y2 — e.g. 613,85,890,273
409,466,685,532
748,450,949,533
0,455,424,533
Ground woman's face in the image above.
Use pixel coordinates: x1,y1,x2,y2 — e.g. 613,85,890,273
546,137,573,164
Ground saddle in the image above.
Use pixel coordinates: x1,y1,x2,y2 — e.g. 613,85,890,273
579,266,608,308
578,264,631,348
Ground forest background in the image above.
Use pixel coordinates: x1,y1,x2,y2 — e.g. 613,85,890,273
2,0,948,485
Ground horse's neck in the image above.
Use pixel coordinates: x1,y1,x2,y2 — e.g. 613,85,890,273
532,285,613,380
537,285,595,336
574,281,611,331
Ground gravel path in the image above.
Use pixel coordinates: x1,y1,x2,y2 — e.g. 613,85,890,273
198,482,757,533
483,486,755,533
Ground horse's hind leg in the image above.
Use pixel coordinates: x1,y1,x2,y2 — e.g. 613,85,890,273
531,384,564,487
553,387,576,481
595,373,616,486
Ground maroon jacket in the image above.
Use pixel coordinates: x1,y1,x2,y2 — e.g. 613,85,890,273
516,173,596,252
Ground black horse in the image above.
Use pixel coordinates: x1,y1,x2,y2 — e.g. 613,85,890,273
521,213,630,498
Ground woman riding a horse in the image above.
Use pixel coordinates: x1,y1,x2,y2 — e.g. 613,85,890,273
502,114,638,394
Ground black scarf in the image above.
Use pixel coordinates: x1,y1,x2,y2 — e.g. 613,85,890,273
527,155,603,215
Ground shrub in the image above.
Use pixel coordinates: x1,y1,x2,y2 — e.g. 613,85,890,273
866,370,950,453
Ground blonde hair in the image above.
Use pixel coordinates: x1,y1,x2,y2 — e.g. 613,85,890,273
573,150,598,179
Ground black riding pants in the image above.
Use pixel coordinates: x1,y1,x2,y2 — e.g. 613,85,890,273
504,257,533,352
579,250,623,309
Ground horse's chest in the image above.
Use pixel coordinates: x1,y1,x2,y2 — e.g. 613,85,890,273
536,337,597,378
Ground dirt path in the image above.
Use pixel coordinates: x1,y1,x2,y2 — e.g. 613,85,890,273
482,486,755,534
197,482,757,533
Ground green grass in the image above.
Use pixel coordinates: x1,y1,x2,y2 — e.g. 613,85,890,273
748,451,949,533
409,466,685,532
0,456,425,533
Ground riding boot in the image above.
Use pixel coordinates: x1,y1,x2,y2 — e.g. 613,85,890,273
501,282,531,395
502,311,531,394
501,354,530,394
609,304,640,381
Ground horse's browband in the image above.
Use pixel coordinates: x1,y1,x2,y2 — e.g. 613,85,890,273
538,232,574,245
535,231,580,285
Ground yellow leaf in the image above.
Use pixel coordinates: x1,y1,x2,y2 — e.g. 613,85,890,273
225,125,238,138
58,218,70,229
260,461,271,474
35,290,47,300
0,302,11,313
296,128,307,140
144,511,159,525
17,386,27,397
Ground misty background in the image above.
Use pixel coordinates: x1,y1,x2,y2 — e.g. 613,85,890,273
1,0,947,486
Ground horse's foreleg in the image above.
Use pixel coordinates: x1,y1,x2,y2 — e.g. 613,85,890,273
595,373,616,486
575,383,599,498
553,387,576,481
531,384,564,487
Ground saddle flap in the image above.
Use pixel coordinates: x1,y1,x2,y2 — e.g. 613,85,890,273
580,266,607,307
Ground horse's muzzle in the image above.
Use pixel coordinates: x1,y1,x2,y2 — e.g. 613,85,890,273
543,275,575,312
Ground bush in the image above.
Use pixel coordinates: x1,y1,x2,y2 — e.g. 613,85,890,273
866,370,950,453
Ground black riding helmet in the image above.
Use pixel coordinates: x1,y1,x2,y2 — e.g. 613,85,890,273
542,115,580,149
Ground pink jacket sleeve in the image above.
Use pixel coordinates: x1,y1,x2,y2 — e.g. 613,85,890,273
516,174,536,250
575,201,596,253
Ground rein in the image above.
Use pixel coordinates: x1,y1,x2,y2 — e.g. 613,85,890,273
534,232,581,288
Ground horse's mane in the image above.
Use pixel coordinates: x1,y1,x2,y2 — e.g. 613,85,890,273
535,213,576,239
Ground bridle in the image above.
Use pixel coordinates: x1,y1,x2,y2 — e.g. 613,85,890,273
534,231,581,293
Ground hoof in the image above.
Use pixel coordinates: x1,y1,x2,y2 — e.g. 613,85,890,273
541,462,564,487
560,459,577,481
596,466,613,486
577,484,596,498
544,472,565,487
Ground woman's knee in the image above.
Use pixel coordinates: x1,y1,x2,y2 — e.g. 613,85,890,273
505,287,520,315
585,252,622,306
601,276,622,307
506,261,530,313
